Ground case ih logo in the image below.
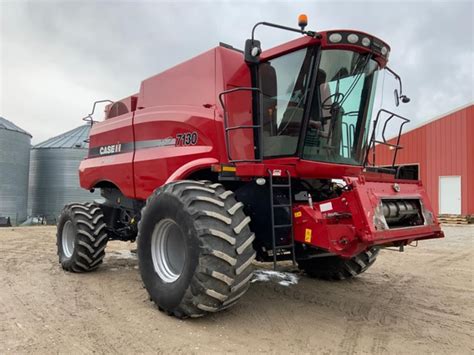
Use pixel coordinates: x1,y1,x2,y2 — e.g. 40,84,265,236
89,133,198,158
99,144,122,156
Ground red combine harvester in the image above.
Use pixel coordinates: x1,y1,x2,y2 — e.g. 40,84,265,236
57,16,443,318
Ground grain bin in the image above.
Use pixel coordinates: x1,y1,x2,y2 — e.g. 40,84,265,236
28,124,99,223
0,117,31,225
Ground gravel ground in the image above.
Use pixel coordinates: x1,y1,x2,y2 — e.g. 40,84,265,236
0,225,472,354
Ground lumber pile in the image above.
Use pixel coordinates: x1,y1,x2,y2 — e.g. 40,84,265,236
437,214,472,224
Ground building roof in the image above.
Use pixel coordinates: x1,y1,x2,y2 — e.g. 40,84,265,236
396,101,474,138
33,124,91,149
0,116,32,137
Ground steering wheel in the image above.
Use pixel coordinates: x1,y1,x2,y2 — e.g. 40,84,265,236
343,111,359,117
321,92,345,110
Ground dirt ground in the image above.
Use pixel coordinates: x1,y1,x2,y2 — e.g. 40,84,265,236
0,226,472,354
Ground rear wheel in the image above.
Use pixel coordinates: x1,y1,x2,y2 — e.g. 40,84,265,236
56,202,109,272
138,180,256,318
298,248,379,280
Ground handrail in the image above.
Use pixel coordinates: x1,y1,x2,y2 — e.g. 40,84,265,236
218,87,263,163
81,99,114,125
365,109,410,167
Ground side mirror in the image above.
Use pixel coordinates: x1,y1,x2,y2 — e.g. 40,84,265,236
400,95,411,104
386,67,411,105
244,39,262,64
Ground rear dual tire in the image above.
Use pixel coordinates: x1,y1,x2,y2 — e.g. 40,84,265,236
56,202,109,272
138,180,256,318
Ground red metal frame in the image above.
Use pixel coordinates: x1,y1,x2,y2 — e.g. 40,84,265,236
293,177,442,257
79,29,443,258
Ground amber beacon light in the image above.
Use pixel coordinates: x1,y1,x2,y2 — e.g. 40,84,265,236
298,14,308,30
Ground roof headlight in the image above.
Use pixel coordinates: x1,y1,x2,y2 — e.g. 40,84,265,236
347,33,359,44
361,37,371,47
381,46,388,55
328,33,342,43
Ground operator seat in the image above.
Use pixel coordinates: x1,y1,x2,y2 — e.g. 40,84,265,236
260,62,277,137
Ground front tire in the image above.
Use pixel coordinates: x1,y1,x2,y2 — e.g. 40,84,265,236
56,202,109,272
298,248,379,280
138,181,256,318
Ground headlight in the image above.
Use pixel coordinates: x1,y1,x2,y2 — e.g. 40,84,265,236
361,37,371,47
328,33,342,43
347,33,359,44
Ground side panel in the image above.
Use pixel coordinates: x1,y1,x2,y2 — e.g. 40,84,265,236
467,105,474,214
79,46,253,201
79,112,135,198
132,105,218,200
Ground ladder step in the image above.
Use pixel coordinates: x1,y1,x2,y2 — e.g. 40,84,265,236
274,224,292,228
267,168,296,270
275,244,294,249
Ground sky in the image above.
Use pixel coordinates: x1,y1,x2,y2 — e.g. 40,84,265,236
1,0,473,144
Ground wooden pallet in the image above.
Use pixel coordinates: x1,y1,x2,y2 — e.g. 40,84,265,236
437,214,472,224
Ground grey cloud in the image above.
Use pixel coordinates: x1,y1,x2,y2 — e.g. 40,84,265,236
1,0,472,143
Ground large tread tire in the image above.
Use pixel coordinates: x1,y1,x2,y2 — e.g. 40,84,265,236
138,180,256,319
298,248,379,281
56,202,109,272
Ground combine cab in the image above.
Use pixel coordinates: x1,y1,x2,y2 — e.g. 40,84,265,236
56,15,443,318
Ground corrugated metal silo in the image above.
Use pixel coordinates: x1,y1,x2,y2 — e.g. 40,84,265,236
28,124,99,223
0,117,31,225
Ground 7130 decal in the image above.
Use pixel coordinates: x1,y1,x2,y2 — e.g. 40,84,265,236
175,132,198,146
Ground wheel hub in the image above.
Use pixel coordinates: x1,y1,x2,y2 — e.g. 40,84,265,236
151,219,186,283
62,220,75,258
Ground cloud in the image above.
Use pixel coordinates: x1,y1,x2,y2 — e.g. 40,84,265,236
1,0,472,143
